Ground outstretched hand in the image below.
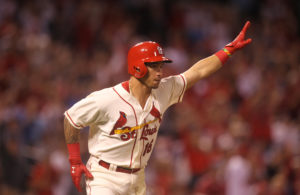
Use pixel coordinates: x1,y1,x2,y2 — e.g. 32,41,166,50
225,21,252,55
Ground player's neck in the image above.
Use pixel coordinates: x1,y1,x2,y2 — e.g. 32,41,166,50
129,77,151,109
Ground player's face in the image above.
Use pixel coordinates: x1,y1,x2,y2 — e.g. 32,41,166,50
142,62,164,89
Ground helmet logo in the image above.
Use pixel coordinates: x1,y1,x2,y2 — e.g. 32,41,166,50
157,46,163,55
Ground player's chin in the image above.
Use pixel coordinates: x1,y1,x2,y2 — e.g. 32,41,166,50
152,80,160,88
151,85,159,89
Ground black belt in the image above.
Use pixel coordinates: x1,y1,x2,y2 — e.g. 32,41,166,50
99,160,140,174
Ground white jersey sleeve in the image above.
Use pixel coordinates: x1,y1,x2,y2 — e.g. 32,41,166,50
64,90,107,129
154,74,187,113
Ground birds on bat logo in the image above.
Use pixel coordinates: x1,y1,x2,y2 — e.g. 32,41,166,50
109,106,161,138
150,105,161,122
110,111,127,135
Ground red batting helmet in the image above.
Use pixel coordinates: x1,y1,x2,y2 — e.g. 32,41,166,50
127,41,172,78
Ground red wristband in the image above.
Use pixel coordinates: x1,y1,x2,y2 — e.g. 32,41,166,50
215,48,231,65
67,143,81,159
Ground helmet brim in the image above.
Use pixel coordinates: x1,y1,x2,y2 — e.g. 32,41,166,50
143,56,172,64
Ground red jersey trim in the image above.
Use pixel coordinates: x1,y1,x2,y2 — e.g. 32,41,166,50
122,81,130,93
178,74,186,103
113,87,138,168
66,111,84,128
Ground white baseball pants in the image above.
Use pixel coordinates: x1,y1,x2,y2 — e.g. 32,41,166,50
85,156,146,195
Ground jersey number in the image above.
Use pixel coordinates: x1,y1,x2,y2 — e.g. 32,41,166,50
143,139,154,156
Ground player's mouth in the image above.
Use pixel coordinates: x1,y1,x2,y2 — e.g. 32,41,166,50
154,79,161,83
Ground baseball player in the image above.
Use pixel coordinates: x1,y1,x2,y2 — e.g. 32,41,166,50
64,21,252,194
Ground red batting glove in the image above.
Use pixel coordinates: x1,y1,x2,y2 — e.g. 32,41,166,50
67,143,93,192
215,21,252,64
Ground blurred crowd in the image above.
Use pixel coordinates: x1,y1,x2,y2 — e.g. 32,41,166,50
0,0,299,194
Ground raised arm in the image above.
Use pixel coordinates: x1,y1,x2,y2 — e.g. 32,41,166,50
183,21,252,89
64,117,93,192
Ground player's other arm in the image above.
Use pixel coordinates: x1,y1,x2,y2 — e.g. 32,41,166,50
64,117,93,192
183,21,252,89
64,117,80,144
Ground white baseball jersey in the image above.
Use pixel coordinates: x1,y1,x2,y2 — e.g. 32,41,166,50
65,74,187,169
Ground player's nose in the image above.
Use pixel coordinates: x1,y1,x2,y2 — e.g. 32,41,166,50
156,68,163,77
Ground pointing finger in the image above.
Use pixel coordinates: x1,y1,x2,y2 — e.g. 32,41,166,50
242,21,251,34
237,38,252,49
243,38,252,45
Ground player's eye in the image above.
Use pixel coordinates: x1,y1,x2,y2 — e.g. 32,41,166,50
145,62,164,69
